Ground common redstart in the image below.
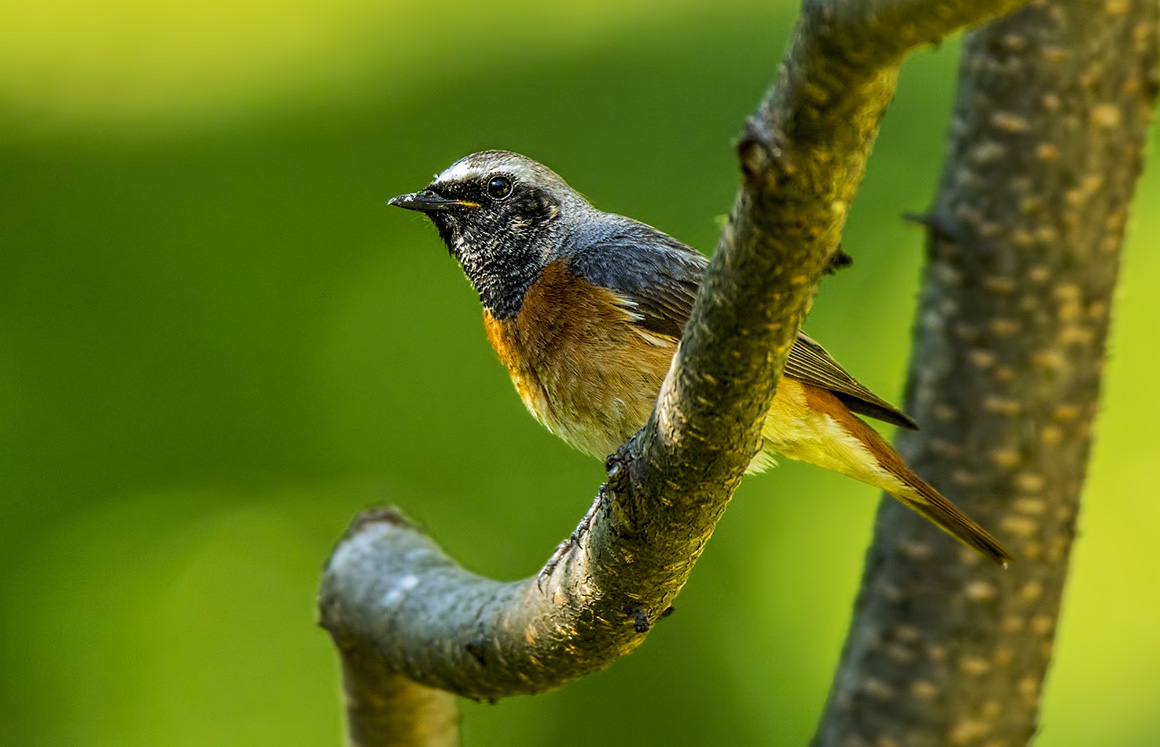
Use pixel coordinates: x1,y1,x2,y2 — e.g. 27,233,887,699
389,150,1013,566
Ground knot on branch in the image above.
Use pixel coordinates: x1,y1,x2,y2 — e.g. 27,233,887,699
825,246,854,274
738,123,781,183
465,637,489,667
630,603,676,633
605,449,632,494
904,209,959,244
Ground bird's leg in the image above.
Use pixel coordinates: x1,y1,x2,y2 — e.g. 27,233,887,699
536,492,606,591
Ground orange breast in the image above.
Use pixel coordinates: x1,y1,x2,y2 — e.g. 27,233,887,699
483,261,676,459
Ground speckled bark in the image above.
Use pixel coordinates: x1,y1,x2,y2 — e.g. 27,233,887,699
814,2,1158,746
319,0,1032,743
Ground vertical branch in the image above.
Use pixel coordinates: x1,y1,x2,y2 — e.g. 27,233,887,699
815,2,1159,746
341,657,459,747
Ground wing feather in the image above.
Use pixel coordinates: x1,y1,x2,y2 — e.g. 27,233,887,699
566,214,916,429
785,333,918,429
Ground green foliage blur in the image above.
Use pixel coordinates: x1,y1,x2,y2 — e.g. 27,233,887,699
1,1,1157,745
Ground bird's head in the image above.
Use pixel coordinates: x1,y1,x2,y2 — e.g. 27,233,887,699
389,150,590,319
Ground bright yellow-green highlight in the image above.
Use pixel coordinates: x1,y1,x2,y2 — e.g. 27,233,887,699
0,0,709,132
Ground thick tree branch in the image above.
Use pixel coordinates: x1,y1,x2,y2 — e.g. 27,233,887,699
815,1,1159,745
319,0,1030,741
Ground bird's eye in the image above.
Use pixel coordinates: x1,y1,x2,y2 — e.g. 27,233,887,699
487,176,513,200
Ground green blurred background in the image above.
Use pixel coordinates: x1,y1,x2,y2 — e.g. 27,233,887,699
1,1,1157,745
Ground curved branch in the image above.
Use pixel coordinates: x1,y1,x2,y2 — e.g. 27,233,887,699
319,0,1031,738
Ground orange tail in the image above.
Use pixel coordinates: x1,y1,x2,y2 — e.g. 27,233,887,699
839,408,1015,566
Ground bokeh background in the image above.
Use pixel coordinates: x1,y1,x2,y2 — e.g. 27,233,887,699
2,0,1157,745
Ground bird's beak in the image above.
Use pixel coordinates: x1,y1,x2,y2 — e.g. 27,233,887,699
388,189,479,212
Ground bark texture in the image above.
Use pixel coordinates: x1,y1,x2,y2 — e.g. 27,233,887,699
815,2,1159,746
318,0,1032,743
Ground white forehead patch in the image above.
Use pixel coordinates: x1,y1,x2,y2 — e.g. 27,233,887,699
433,152,542,187
435,159,484,186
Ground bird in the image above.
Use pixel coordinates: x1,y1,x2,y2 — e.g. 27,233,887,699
388,150,1014,566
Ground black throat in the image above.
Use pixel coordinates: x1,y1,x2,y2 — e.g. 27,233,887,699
429,196,559,320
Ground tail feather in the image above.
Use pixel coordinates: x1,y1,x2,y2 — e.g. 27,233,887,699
839,406,1015,566
766,380,1015,566
892,475,1015,567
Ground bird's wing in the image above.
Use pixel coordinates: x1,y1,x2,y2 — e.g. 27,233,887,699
566,216,704,343
784,332,918,429
567,215,917,429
